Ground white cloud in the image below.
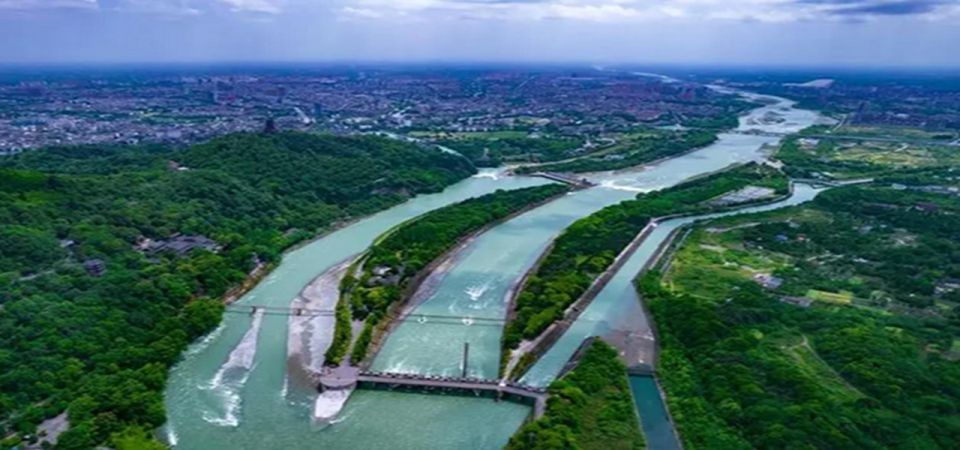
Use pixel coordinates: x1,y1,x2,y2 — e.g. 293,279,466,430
335,0,958,23
117,0,203,16
0,0,96,9
215,0,284,14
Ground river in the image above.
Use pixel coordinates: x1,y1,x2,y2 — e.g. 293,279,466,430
163,89,825,450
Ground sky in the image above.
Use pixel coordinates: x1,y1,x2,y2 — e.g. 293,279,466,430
0,0,959,67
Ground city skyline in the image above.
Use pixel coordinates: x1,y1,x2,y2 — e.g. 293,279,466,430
1,0,960,67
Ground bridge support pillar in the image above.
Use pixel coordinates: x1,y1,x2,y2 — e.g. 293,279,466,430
461,342,470,379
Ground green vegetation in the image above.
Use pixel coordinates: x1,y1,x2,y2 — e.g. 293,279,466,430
516,130,717,174
0,132,475,449
777,135,960,180
438,136,584,167
680,112,741,130
815,124,959,142
503,164,788,358
506,340,645,450
642,181,960,450
333,183,570,364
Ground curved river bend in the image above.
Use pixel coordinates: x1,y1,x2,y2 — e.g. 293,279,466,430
164,91,825,450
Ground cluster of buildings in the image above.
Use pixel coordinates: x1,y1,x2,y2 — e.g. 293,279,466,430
0,68,745,153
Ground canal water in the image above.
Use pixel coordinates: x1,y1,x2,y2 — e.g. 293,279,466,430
163,90,825,450
629,375,681,450
521,184,825,450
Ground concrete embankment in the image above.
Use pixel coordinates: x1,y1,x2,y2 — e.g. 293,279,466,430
504,218,660,380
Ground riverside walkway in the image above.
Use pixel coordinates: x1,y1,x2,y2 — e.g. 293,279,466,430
315,367,549,419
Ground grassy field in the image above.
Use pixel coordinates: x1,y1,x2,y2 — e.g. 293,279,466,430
775,334,865,403
829,125,958,141
805,289,854,305
779,137,960,179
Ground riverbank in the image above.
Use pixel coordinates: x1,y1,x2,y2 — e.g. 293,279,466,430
502,163,790,376
286,259,355,391
359,185,571,368
164,86,825,450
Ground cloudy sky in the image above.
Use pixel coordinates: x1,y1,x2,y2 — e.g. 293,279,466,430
1,0,958,67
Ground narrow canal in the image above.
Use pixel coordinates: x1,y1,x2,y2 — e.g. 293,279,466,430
163,90,825,450
521,183,825,450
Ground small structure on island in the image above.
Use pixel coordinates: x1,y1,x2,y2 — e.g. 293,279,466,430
753,273,783,290
82,259,106,277
142,234,222,257
317,365,360,392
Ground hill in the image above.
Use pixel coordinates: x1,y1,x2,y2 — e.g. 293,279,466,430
0,132,474,450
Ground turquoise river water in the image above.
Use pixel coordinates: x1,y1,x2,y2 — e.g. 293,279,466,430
163,89,825,449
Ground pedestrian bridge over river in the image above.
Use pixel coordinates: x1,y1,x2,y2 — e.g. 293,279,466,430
313,366,549,419
226,305,505,326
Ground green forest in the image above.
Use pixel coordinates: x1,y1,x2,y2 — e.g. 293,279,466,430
330,183,570,364
515,130,717,174
503,164,788,365
506,340,645,450
642,181,960,449
0,132,475,449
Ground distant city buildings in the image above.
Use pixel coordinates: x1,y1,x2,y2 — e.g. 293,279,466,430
0,69,747,153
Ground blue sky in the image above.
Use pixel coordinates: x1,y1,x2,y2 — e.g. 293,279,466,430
1,0,958,67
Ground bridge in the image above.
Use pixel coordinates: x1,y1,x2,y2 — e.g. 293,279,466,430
725,130,790,138
316,366,549,419
532,171,596,188
227,305,506,326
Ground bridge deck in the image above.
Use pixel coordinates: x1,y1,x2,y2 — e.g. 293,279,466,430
318,368,549,418
532,171,596,188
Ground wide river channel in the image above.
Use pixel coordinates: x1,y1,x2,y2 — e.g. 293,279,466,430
164,88,825,449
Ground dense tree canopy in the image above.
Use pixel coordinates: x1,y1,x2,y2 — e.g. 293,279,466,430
643,181,960,450
0,132,475,449
507,340,645,450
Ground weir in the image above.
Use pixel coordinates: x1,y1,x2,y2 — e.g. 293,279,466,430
315,368,548,419
530,171,596,188
165,88,826,450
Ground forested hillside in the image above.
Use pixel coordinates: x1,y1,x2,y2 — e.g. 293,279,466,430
0,132,474,449
643,181,960,449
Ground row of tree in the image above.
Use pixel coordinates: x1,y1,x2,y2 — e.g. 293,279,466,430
329,184,570,365
516,130,717,174
503,163,789,367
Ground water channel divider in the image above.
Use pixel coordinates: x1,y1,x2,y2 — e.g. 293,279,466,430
504,177,798,382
